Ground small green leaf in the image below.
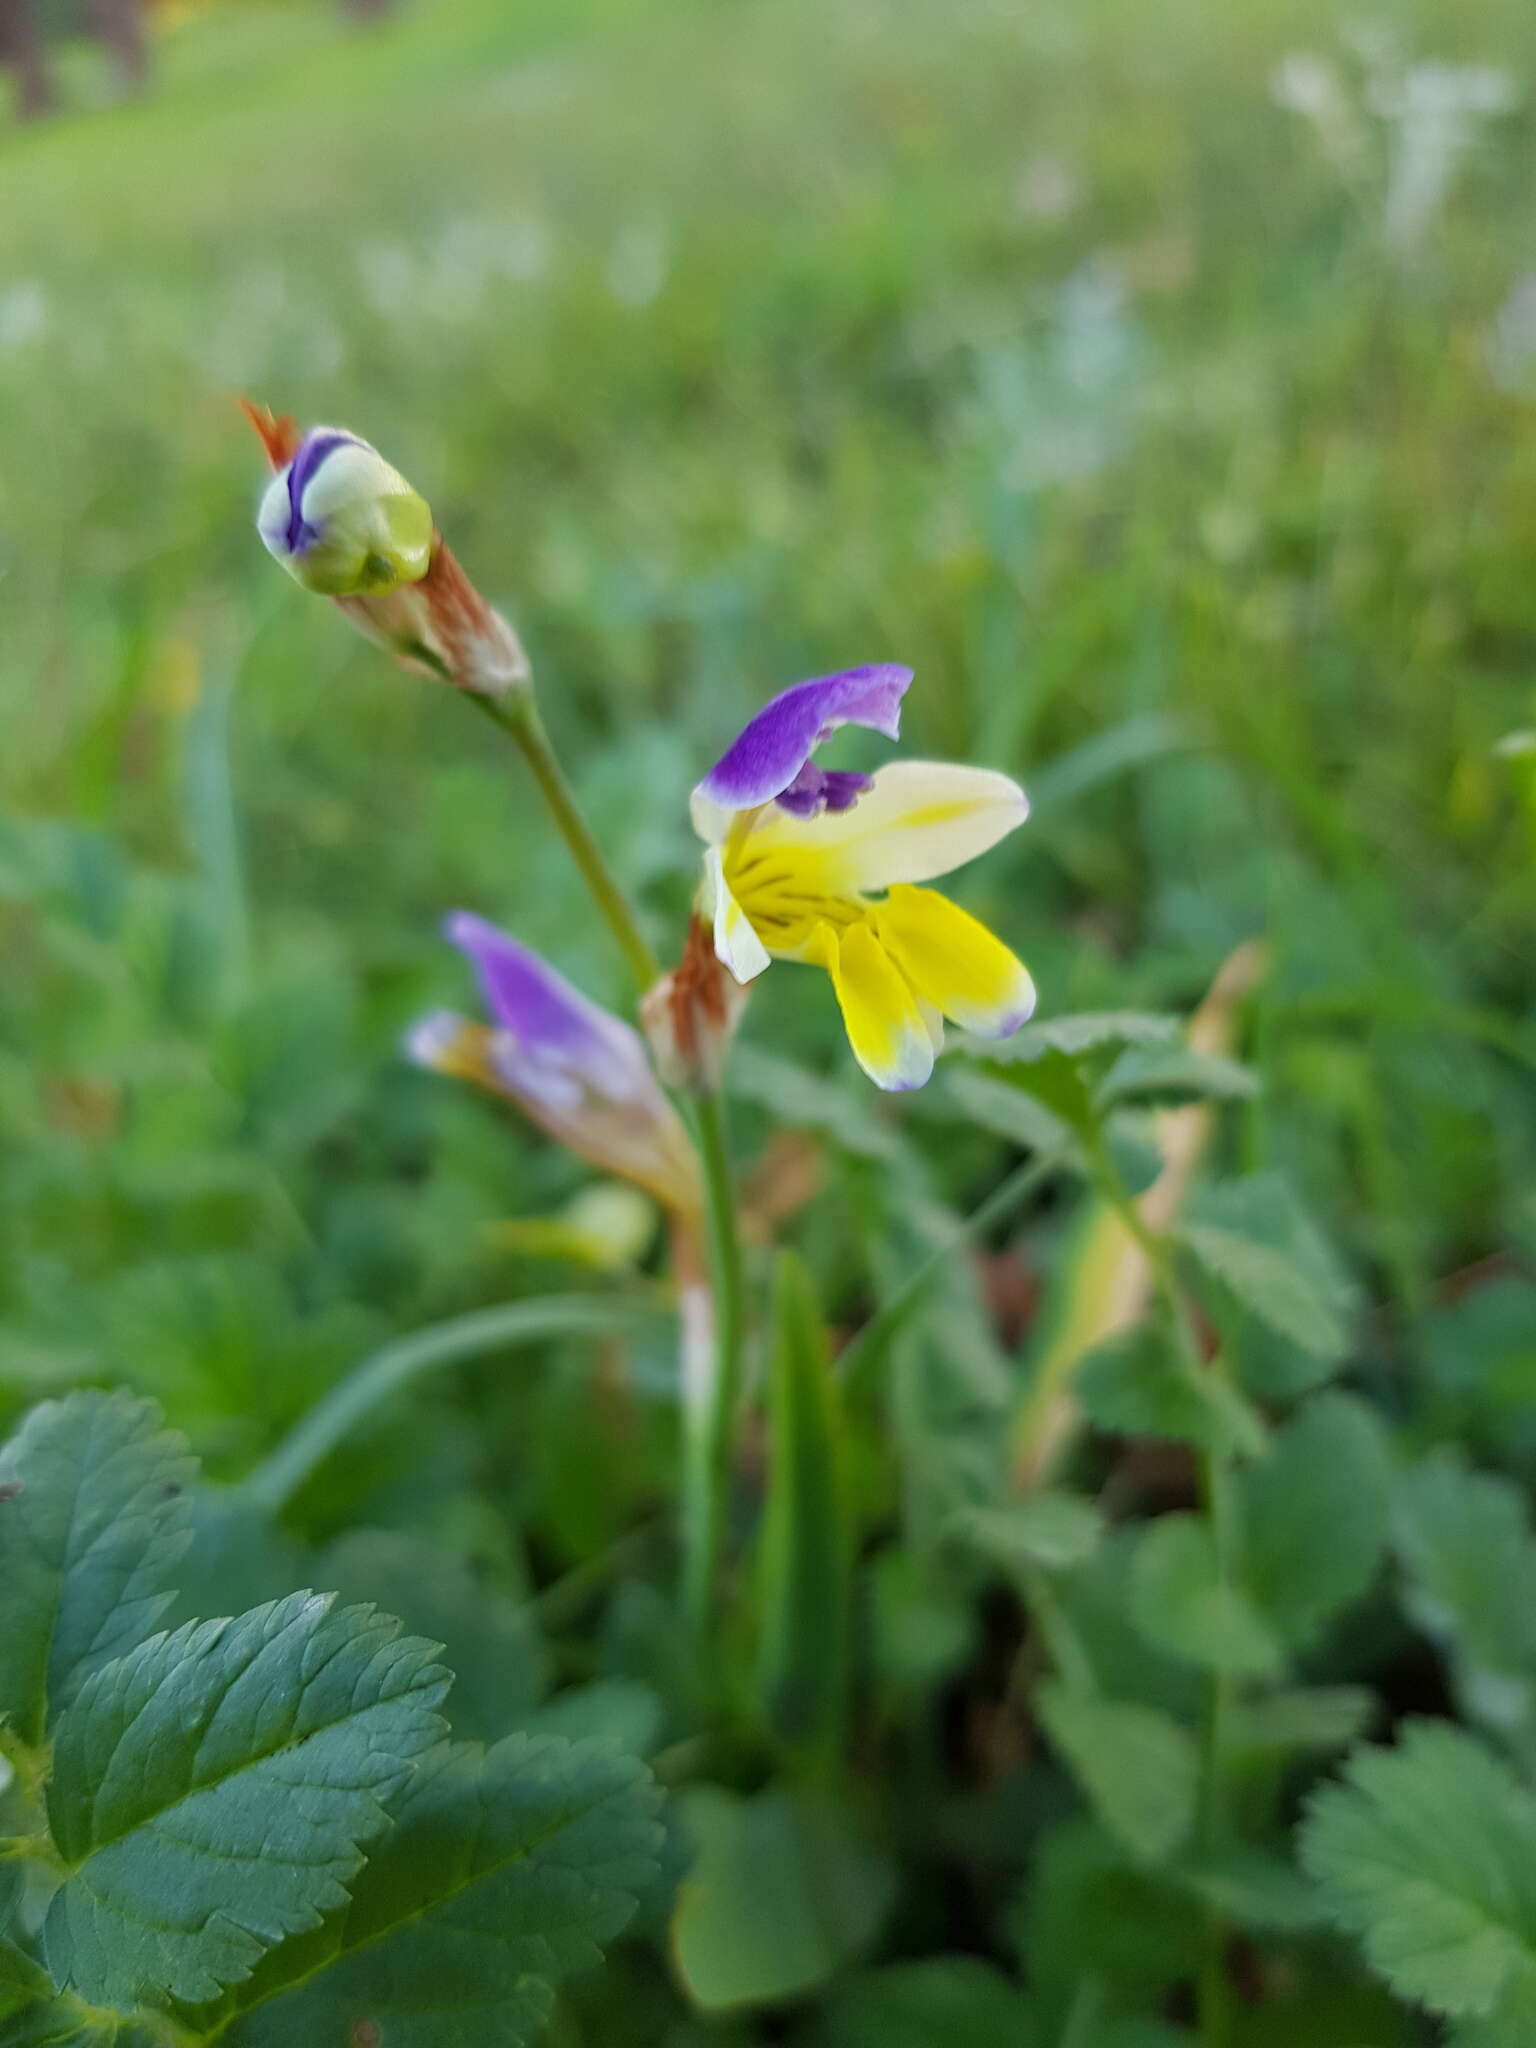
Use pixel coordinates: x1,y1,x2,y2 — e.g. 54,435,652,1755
950,1495,1104,1574
1035,1681,1199,1863
222,1734,660,2047
1077,1330,1267,1457
0,1392,194,1744
1301,1722,1536,2028
1239,1394,1390,1648
672,1787,894,2011
44,1591,450,2010
1131,1516,1282,1676
1392,1455,1536,1741
755,1254,851,1753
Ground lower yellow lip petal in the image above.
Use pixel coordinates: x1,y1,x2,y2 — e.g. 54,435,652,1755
810,919,936,1092
871,883,1036,1038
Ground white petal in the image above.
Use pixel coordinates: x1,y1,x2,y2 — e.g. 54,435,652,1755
703,848,772,984
689,788,737,848
744,761,1028,892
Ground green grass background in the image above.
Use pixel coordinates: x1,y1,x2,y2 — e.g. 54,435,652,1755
1,0,1533,1466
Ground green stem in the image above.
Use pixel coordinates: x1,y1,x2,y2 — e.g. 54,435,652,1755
469,692,660,992
1084,1135,1235,2048
839,1145,1070,1397
680,1089,747,1637
243,1296,654,1513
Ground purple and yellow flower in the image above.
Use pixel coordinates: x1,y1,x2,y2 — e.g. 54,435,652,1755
408,912,699,1214
692,666,1035,1091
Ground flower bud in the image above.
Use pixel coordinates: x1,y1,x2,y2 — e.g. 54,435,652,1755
243,400,529,698
257,427,433,597
641,914,750,1095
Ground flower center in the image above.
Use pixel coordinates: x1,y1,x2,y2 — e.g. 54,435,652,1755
723,841,865,956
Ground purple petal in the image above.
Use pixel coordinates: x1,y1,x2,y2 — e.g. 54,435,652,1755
444,911,648,1100
284,429,361,553
694,665,913,814
775,764,875,818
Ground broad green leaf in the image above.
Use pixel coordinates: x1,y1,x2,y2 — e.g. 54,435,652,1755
1077,1330,1267,1457
0,1392,194,1744
1035,1681,1198,1863
950,1495,1104,1574
1131,1515,1282,1676
1392,1456,1536,1742
803,1957,1040,2048
1238,1394,1390,1648
672,1787,894,2011
755,1255,851,1753
222,1734,660,2047
1098,1044,1259,1109
1225,1687,1377,1758
1301,1723,1536,2029
44,1592,450,2010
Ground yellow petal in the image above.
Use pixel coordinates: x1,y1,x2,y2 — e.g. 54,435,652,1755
807,920,936,1092
703,848,772,984
744,761,1027,893
871,884,1036,1038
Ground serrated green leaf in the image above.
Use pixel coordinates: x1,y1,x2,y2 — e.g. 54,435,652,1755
43,1592,450,2010
0,1392,195,1744
1181,1223,1345,1358
950,1495,1104,1574
1035,1681,1198,1863
1239,1394,1390,1648
1184,1174,1357,1382
980,1013,1182,1061
220,1733,660,2047
803,1957,1041,2048
755,1254,851,1754
1098,1044,1259,1110
672,1787,894,2011
1077,1330,1267,1457
1392,1456,1536,1742
1301,1722,1536,2027
1131,1515,1282,1677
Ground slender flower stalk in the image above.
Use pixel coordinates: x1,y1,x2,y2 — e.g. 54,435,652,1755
467,691,660,993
